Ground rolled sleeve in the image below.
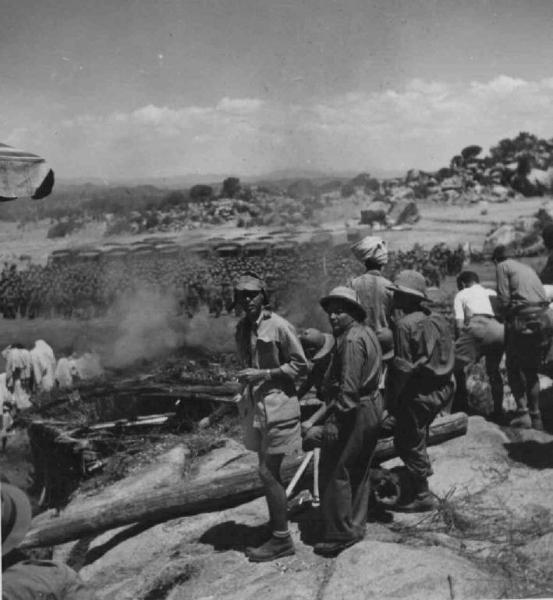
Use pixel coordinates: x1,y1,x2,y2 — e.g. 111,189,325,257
278,321,309,379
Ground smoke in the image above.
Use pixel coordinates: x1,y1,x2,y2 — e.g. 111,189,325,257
102,287,238,369
105,288,188,369
181,307,236,354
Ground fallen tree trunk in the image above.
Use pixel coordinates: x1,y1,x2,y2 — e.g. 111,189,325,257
20,412,467,549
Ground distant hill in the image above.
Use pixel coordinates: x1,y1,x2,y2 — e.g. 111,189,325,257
57,167,404,190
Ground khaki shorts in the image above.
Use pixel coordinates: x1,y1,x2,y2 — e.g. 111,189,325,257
247,421,302,456
239,393,302,456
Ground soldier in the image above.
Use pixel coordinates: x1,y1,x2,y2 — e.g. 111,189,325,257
493,245,550,430
2,481,97,599
388,270,455,511
452,271,505,419
234,272,308,562
312,286,383,557
348,235,394,362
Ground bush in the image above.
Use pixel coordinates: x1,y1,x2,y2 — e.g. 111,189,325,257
104,218,132,237
46,220,83,239
190,185,214,202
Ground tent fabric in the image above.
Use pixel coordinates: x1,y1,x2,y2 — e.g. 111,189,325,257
0,143,55,200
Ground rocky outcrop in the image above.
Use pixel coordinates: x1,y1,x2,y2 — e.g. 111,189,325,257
52,414,553,599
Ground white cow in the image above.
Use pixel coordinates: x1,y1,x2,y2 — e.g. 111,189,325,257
30,339,56,393
55,357,78,390
1,346,32,410
55,352,103,390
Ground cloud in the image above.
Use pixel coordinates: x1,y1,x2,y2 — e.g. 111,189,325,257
8,75,553,179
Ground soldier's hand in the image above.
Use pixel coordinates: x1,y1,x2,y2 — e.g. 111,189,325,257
236,368,269,384
322,421,339,445
301,419,314,436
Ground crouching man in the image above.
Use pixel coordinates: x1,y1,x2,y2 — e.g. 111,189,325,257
306,286,383,557
388,270,455,512
234,272,309,562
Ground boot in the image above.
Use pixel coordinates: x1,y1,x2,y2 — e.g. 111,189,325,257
314,535,363,557
393,478,437,513
246,534,295,563
509,410,532,429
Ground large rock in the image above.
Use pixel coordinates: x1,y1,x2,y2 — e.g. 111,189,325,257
386,198,419,226
482,224,524,254
53,417,553,599
440,175,464,191
322,540,502,600
360,201,389,225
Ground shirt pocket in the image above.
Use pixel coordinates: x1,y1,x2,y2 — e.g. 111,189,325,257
263,390,300,427
255,337,279,369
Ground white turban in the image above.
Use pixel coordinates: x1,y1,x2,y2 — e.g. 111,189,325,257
350,236,388,265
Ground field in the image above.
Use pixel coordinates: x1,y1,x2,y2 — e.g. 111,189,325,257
0,195,549,266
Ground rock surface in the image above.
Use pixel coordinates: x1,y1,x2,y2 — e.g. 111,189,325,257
52,416,553,599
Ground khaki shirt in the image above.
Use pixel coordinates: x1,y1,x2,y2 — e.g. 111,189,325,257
496,258,547,311
393,310,454,379
348,271,393,334
323,322,382,413
235,310,308,427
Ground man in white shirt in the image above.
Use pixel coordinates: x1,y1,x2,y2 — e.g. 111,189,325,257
452,271,505,419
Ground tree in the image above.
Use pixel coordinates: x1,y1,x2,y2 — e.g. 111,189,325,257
162,190,188,209
189,185,214,202
221,177,241,199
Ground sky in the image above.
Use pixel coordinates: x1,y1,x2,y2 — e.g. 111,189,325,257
2,0,553,181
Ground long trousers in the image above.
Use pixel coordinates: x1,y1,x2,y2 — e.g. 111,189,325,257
394,377,454,482
316,394,383,542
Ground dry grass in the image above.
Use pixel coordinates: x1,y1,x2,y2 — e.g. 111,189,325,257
390,488,553,598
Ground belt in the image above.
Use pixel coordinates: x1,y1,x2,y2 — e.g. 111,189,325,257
470,313,494,319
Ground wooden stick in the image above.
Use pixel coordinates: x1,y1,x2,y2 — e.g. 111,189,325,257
312,448,320,507
285,451,313,497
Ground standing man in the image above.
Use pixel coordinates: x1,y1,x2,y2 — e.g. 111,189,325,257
348,236,394,362
310,286,383,557
493,245,550,430
452,271,505,419
234,272,308,562
388,270,455,512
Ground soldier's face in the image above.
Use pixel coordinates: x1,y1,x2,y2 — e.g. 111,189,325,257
237,289,264,321
325,300,354,335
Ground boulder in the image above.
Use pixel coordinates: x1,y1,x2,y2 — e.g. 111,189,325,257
322,540,502,600
390,186,415,202
440,175,463,191
360,201,389,225
386,199,419,227
483,224,525,254
490,184,510,201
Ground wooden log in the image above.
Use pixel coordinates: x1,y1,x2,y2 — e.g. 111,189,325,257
20,412,467,549
81,382,241,399
68,413,176,436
